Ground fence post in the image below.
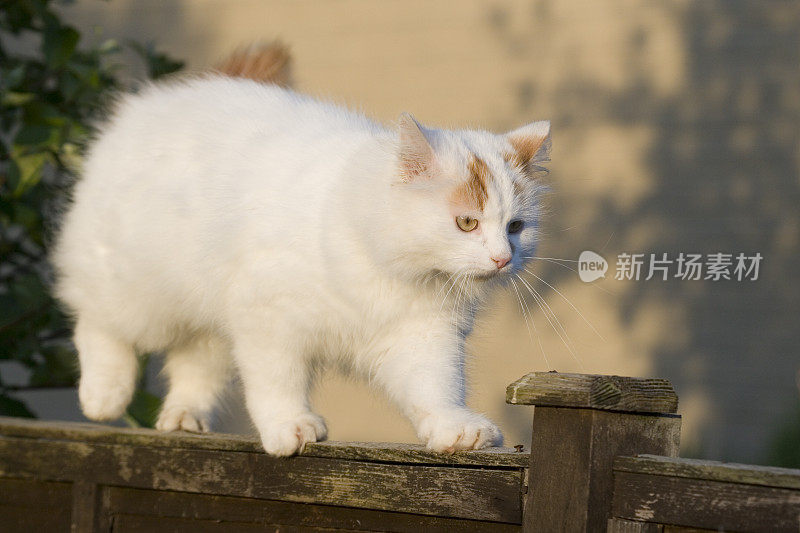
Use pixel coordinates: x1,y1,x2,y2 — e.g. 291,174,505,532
507,372,681,532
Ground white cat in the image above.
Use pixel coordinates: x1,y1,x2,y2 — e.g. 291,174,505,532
53,48,550,456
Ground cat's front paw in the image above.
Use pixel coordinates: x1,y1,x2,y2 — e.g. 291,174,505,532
416,409,503,453
156,406,210,433
258,412,328,457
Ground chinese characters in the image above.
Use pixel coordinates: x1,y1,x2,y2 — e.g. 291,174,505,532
613,253,762,281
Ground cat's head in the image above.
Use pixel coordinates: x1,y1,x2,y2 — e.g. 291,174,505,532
389,113,550,288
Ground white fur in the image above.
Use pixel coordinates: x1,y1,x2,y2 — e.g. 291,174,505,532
53,77,549,456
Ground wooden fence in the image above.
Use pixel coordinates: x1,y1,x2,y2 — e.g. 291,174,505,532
0,372,798,532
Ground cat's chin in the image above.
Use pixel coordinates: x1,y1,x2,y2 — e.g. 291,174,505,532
431,268,500,283
472,271,500,282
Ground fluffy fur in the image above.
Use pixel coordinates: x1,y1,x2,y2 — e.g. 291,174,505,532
214,42,293,86
53,62,550,456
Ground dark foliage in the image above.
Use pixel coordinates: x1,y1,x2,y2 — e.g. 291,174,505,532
0,0,183,425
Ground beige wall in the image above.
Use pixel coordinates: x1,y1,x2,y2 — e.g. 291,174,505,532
57,0,800,463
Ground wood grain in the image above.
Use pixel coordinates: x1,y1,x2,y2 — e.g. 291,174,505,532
107,485,521,532
523,407,680,532
612,470,800,532
0,477,73,533
506,372,678,414
608,518,664,532
0,435,523,523
614,454,800,489
0,416,528,467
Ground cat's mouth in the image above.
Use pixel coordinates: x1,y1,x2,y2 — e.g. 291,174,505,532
473,267,511,281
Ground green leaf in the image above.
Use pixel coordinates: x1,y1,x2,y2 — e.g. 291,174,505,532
0,393,36,418
124,389,162,428
59,141,83,174
14,124,59,148
10,151,49,196
1,92,36,107
43,26,80,69
129,41,184,80
0,294,28,331
0,274,49,330
0,0,184,397
28,346,78,387
1,3,35,34
12,202,39,230
3,65,27,90
20,101,69,128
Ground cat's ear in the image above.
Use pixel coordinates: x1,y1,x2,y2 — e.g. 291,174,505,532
397,112,435,181
506,120,551,175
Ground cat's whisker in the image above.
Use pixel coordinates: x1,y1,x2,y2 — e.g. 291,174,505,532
450,276,463,326
468,273,479,313
523,256,579,263
522,278,576,355
435,270,456,299
450,276,462,324
510,276,551,370
438,271,461,314
524,268,605,341
528,257,579,274
455,272,473,322
522,258,617,297
450,271,471,326
600,231,615,252
517,275,585,372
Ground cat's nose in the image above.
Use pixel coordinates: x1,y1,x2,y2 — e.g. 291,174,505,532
492,255,511,269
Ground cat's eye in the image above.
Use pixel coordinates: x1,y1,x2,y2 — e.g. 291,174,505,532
507,220,524,234
456,216,478,232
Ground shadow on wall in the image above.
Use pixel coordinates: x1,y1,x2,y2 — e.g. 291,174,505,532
491,2,800,463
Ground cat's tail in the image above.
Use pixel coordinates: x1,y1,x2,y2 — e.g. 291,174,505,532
214,42,292,86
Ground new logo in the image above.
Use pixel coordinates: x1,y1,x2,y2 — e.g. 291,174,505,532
578,250,608,283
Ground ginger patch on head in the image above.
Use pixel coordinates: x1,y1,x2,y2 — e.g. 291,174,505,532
451,155,491,211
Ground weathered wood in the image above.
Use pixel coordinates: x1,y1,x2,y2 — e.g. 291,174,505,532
661,526,719,532
108,485,521,532
0,435,523,523
0,478,73,533
608,522,718,533
612,470,800,532
70,481,104,533
506,372,678,414
508,372,681,531
111,514,297,532
614,454,800,490
0,506,72,533
522,407,680,532
304,439,529,468
661,524,720,533
0,416,528,468
607,518,664,532
0,476,73,508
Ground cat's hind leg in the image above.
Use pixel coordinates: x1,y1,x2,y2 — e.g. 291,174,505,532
156,333,232,433
75,318,138,421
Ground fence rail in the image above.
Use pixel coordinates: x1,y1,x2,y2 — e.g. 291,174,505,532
0,372,798,532
0,416,527,531
609,454,800,532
